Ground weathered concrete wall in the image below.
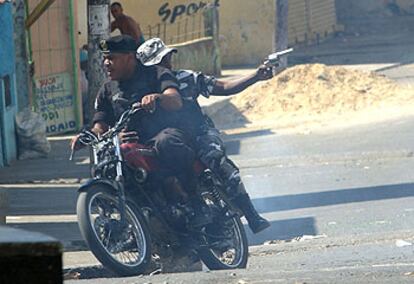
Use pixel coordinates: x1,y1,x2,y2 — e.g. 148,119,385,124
76,0,218,74
336,0,414,20
171,37,217,75
27,0,81,135
75,0,212,46
28,0,73,78
76,0,339,66
219,0,274,66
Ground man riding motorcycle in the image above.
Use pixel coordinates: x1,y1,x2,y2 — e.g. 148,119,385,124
136,38,286,234
70,35,196,197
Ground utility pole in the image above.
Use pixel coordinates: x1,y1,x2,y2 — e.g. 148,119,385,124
87,0,110,124
275,0,289,67
203,4,221,76
13,0,31,110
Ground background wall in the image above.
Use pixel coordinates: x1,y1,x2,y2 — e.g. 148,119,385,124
0,1,17,166
335,0,414,20
218,0,275,66
76,0,339,68
0,3,16,76
27,0,81,135
171,37,217,75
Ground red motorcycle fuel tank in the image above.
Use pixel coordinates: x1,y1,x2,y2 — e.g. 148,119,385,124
121,142,207,175
121,143,159,172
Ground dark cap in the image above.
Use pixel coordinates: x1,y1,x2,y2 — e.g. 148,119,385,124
99,35,138,54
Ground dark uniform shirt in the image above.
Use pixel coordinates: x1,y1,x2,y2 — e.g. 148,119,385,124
93,65,179,142
174,70,217,136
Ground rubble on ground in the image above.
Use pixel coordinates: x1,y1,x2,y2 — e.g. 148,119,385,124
205,64,414,130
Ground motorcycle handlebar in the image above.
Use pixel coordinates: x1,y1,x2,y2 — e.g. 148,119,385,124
69,106,146,161
104,106,145,138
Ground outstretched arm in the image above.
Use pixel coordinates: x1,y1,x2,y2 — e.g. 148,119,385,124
212,65,284,96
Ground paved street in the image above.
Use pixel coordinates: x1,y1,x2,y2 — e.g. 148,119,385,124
1,13,414,284
60,115,414,283
2,114,414,283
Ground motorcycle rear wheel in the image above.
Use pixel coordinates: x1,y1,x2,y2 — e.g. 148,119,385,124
77,184,152,276
197,215,248,270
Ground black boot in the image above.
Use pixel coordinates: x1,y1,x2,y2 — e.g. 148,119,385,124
233,193,270,234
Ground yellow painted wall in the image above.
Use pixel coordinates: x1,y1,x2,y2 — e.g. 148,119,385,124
219,0,275,66
76,0,338,66
76,0,215,46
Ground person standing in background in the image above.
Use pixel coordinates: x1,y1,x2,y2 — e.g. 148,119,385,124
110,2,145,45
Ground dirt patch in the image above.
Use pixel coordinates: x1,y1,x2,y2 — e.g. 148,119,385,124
204,64,414,132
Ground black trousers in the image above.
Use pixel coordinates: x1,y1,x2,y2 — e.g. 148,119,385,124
196,127,246,196
148,128,196,180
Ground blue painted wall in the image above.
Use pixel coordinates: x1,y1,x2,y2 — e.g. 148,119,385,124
0,1,18,167
0,3,15,76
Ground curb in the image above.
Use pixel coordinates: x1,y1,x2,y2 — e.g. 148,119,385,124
0,226,62,283
0,189,8,225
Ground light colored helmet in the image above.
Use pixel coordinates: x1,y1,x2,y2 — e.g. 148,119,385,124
136,38,177,66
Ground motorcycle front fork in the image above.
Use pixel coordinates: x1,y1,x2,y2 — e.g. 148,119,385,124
113,137,128,226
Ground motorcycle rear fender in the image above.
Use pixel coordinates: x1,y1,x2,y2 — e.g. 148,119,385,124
77,178,118,193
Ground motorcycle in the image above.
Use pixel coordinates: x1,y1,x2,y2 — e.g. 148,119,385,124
71,107,248,276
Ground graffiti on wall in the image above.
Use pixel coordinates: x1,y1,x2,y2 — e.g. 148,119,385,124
159,0,219,23
35,73,77,134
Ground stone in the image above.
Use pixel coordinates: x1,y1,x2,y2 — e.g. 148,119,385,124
0,226,62,284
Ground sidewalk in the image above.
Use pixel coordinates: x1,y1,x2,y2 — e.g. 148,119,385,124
0,136,90,184
0,136,89,251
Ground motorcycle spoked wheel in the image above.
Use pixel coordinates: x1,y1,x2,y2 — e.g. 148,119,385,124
77,184,152,276
197,213,248,270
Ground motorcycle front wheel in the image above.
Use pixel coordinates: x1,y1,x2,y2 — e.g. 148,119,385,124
77,184,152,276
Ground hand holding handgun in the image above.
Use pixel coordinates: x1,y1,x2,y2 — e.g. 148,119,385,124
262,48,293,77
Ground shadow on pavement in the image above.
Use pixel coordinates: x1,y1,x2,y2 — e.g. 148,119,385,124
0,138,91,184
7,186,77,215
223,129,274,156
253,182,414,214
8,221,86,251
64,265,117,280
245,216,316,246
223,129,274,141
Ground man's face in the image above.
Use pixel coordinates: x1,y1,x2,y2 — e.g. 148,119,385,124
110,5,123,19
103,53,135,81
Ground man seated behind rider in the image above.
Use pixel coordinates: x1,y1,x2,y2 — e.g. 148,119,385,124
71,35,195,192
136,38,286,234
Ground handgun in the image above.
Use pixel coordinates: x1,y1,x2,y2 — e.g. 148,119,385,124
264,48,293,66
